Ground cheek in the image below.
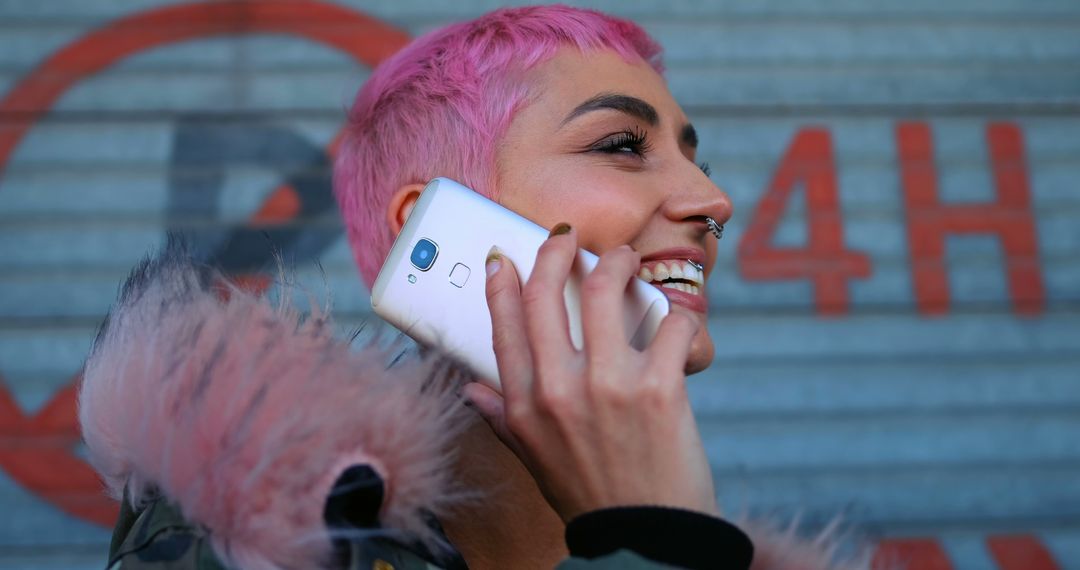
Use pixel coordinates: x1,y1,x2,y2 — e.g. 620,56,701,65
576,200,649,252
502,165,652,252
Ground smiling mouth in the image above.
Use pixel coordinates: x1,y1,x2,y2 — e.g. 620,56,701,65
637,260,703,296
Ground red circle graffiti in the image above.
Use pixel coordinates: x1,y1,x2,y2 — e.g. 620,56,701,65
0,1,409,527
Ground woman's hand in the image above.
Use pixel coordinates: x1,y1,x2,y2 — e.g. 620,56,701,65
461,224,719,522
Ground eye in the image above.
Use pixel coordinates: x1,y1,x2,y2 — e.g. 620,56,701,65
591,126,652,157
698,162,711,177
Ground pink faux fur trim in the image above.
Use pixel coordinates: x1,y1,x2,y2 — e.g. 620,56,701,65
80,241,875,570
741,517,875,570
79,241,468,569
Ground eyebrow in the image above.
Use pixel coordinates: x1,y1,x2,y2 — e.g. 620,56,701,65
561,92,699,149
680,124,698,149
561,93,658,127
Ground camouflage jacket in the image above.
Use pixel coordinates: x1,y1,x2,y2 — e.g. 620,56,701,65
106,492,754,570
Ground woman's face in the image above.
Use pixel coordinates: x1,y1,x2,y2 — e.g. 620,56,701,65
495,48,733,374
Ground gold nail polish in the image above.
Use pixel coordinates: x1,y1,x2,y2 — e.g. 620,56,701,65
549,222,572,237
485,246,502,277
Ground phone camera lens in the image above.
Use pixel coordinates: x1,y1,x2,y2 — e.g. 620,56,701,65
410,238,439,271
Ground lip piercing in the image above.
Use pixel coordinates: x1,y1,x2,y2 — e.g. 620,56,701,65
687,259,703,272
705,217,724,240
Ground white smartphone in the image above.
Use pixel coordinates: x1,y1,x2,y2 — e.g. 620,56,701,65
370,177,670,389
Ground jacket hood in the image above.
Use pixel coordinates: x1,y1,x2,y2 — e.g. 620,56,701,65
79,239,469,569
79,239,872,570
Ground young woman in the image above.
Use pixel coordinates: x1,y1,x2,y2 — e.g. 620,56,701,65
80,6,865,570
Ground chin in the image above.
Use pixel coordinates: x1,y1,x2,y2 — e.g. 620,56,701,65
684,326,715,375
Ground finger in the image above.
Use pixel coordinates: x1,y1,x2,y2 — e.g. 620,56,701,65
520,224,578,362
645,309,700,374
485,247,532,400
461,382,526,458
580,245,641,363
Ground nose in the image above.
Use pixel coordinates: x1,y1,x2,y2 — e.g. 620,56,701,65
661,162,734,231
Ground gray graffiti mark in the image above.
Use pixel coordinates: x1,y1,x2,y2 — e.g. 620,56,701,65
167,115,341,273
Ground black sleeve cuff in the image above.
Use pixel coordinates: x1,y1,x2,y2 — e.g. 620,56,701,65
565,506,754,570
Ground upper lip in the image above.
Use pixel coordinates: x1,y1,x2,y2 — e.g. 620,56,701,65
639,247,706,266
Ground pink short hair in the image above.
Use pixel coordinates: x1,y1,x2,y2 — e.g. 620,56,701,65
333,5,664,287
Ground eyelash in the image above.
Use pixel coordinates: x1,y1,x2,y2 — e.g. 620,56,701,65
592,127,713,177
593,127,652,156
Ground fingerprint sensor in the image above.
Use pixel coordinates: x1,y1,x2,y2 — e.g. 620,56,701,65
449,263,471,288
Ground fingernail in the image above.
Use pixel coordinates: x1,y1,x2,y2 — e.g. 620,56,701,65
486,246,502,277
549,222,572,237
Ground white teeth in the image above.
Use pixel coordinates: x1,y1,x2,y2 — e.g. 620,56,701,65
659,282,703,295
641,260,705,287
683,263,697,282
653,263,670,281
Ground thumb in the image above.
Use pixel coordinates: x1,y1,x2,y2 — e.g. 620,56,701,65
462,382,523,456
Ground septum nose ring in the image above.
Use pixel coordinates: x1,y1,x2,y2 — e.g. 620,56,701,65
705,217,724,240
